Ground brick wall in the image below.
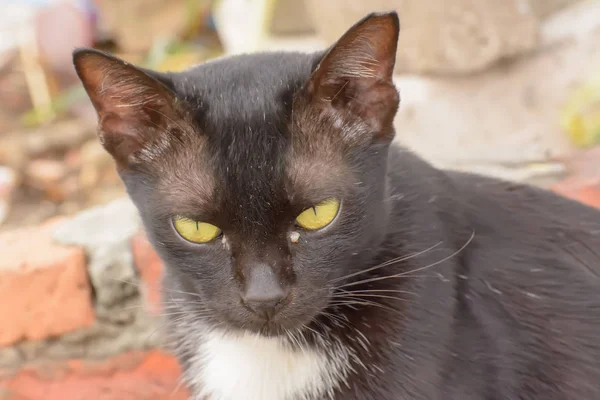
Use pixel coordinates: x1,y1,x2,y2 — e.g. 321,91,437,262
0,183,598,400
0,200,189,400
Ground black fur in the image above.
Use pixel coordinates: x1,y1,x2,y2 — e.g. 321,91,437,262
74,11,600,400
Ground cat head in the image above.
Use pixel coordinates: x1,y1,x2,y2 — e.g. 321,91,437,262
74,12,400,336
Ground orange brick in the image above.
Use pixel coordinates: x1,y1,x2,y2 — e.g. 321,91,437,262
553,183,600,210
131,232,164,315
0,223,95,347
0,350,189,400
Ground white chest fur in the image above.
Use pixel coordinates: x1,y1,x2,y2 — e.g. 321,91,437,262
193,330,350,400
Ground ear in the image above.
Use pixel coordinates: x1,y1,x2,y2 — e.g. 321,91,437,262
73,49,187,168
307,12,400,142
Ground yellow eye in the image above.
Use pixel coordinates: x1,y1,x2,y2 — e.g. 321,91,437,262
173,216,221,243
295,198,340,230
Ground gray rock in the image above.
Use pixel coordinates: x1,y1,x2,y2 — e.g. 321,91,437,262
52,197,140,248
5,311,164,368
0,347,22,369
530,0,583,19
270,0,315,35
59,321,122,343
0,199,169,369
16,340,47,362
305,0,540,75
53,198,142,322
83,313,165,359
391,0,600,183
42,340,86,360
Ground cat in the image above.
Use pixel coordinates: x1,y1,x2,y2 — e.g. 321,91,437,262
73,11,600,400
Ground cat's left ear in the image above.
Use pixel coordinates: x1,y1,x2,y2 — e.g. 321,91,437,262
73,49,187,168
307,11,400,142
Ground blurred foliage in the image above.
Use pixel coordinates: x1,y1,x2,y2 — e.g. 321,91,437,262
21,86,86,127
19,0,219,128
561,69,600,148
146,38,221,72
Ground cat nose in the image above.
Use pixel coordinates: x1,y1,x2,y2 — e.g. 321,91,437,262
242,265,290,319
243,291,289,319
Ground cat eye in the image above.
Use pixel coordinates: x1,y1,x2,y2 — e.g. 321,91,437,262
173,216,221,243
295,198,340,231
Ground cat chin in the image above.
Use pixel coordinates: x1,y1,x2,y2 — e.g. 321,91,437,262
210,307,324,340
208,327,290,344
203,318,317,347
214,323,302,343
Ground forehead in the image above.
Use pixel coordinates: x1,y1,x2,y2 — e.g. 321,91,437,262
160,53,351,222
172,52,319,122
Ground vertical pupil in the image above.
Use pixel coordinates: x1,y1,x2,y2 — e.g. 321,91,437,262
312,207,317,216
196,221,199,230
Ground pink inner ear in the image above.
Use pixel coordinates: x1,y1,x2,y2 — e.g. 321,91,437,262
313,13,399,89
77,56,171,115
74,50,182,167
308,13,400,138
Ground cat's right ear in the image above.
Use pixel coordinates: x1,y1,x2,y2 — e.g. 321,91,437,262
73,49,185,168
306,12,400,143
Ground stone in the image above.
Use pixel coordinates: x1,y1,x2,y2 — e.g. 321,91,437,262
53,198,142,324
305,0,540,75
270,0,315,35
96,0,210,53
530,0,583,19
390,1,600,183
0,348,22,370
41,340,86,361
0,222,94,347
83,321,162,359
4,291,164,369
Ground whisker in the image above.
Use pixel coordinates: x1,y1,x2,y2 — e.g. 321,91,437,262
329,299,399,313
333,293,411,303
336,231,475,289
329,241,443,284
107,277,206,300
301,323,323,341
318,311,346,327
146,314,188,342
161,310,214,319
320,311,354,330
333,289,416,296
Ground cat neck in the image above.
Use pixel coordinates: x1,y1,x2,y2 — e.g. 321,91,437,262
191,328,354,400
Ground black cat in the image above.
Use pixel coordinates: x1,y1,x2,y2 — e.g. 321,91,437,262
73,11,600,400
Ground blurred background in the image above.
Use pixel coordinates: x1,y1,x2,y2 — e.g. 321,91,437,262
0,0,599,230
0,0,598,399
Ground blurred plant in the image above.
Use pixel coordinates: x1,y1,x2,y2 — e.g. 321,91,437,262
21,30,221,127
561,68,600,148
18,0,219,127
145,37,221,72
183,0,210,40
21,36,222,127
21,85,86,127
